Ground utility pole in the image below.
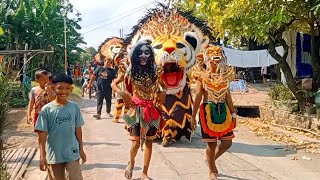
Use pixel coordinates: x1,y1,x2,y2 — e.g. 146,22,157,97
119,28,124,38
64,0,68,75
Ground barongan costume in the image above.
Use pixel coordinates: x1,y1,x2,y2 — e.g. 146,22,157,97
193,46,236,142
97,37,129,122
124,4,214,146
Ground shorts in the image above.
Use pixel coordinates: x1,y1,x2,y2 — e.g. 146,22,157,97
47,160,83,180
34,113,39,129
201,130,235,143
128,123,157,141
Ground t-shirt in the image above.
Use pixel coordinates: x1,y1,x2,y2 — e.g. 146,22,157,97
94,66,116,92
35,101,85,164
29,86,50,114
83,69,89,75
261,66,267,75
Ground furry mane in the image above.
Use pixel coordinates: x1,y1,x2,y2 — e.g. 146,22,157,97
123,3,215,49
98,37,124,55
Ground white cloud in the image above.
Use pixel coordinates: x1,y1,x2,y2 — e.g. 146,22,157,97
69,0,164,49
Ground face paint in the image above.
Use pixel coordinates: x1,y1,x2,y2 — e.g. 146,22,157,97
139,45,151,66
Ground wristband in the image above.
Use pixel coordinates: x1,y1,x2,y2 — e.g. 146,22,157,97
231,112,237,119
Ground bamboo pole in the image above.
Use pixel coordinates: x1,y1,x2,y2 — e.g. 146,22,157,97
10,147,31,180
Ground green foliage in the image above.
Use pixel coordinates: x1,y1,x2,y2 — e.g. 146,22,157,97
174,0,315,44
174,0,320,111
0,65,10,180
8,86,29,108
302,90,317,106
72,84,83,97
268,83,295,102
0,0,86,74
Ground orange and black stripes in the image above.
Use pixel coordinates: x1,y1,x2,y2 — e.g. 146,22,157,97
113,99,129,122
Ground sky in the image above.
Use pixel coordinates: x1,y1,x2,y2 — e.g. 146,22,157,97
69,0,165,50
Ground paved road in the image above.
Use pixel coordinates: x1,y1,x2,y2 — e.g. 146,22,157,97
25,97,320,180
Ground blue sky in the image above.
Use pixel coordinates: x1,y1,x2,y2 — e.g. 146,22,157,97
69,0,165,50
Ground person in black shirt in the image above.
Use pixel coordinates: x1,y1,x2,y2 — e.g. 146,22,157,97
88,58,116,119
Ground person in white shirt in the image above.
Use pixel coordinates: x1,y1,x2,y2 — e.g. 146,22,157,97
261,66,268,87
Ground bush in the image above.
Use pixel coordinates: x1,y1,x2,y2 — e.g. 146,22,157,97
0,70,11,180
268,83,295,101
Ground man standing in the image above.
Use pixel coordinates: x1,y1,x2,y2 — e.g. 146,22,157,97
88,57,116,119
261,66,268,87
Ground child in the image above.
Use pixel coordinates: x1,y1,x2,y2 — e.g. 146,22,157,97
27,70,55,126
35,73,86,180
192,46,236,180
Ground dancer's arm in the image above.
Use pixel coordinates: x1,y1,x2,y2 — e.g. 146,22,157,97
111,74,131,105
111,74,124,94
226,88,237,128
88,67,99,88
191,80,204,130
226,89,236,114
157,78,167,104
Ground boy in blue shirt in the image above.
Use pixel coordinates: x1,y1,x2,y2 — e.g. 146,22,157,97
35,74,86,180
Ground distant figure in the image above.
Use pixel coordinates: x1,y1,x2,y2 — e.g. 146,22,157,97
74,66,80,80
261,66,268,87
88,58,116,119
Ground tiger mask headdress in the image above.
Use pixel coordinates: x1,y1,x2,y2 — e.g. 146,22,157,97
203,46,228,75
152,32,199,94
124,4,214,95
98,37,124,67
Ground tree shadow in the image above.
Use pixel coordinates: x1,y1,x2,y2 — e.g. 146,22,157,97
77,99,96,109
84,141,121,146
153,129,206,149
154,130,296,158
218,174,253,180
82,163,142,171
229,142,296,157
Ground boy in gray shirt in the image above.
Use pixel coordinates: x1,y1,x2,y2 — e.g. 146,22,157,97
35,74,86,180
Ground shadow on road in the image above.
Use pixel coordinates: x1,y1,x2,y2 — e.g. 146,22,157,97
84,141,121,146
219,174,253,180
77,98,96,109
82,163,142,171
230,142,296,157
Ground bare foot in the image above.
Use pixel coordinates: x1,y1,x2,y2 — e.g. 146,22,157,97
208,172,217,180
141,173,150,180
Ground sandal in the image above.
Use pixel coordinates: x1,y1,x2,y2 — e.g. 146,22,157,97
205,160,219,175
141,173,150,180
208,173,218,180
124,161,133,179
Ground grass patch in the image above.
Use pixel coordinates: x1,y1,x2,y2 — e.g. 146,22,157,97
72,85,82,97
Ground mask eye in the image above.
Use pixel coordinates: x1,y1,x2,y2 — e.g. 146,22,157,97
176,42,185,49
153,44,163,49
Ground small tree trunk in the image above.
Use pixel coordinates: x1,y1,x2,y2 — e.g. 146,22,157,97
268,38,305,111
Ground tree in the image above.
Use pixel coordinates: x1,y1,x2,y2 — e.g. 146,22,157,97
174,0,320,111
0,0,86,75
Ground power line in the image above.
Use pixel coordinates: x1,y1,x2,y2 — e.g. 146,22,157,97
82,2,156,34
82,1,156,28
